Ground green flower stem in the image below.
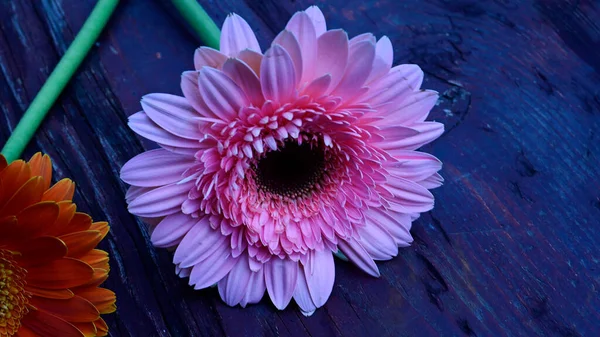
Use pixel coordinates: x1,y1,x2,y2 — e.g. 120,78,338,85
1,0,119,163
172,0,220,49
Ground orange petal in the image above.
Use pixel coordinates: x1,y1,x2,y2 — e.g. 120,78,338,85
59,212,93,236
15,202,60,239
26,258,94,289
32,295,99,323
0,160,31,206
48,202,77,236
0,176,44,218
81,250,110,271
90,222,109,239
28,153,52,191
73,268,108,289
71,322,97,337
0,216,18,245
42,178,75,202
15,236,68,266
14,325,40,337
0,155,7,171
74,287,116,314
60,231,103,258
93,318,109,337
27,286,74,300
22,308,85,337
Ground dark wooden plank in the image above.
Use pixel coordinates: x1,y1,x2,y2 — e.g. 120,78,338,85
1,0,599,336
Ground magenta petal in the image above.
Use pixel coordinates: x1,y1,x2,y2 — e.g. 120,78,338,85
199,67,249,120
261,45,298,104
333,40,376,99
306,249,335,307
286,11,317,83
315,29,348,91
293,268,317,316
120,148,194,187
220,13,261,56
181,71,219,119
128,112,202,148
218,255,253,306
128,181,193,218
190,250,239,290
194,47,228,70
273,30,303,83
151,213,197,248
222,58,265,107
265,257,298,309
338,238,380,277
125,186,152,204
305,6,326,36
376,122,444,151
240,267,266,307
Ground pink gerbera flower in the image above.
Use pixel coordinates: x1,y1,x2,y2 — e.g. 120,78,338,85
121,6,443,315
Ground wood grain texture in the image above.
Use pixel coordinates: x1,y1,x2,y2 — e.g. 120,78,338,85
1,0,599,336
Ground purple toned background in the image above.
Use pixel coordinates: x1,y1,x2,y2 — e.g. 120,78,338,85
1,0,599,336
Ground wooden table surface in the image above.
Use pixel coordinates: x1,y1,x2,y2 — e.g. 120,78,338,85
1,0,599,336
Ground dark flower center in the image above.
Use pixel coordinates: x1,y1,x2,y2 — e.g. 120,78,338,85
254,141,325,198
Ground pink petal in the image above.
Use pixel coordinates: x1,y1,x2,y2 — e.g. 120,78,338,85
151,212,197,248
181,71,220,119
315,29,348,91
357,220,398,261
142,94,202,139
128,112,202,148
366,36,393,84
338,238,380,277
240,267,266,307
306,249,335,307
273,30,303,82
260,45,297,104
220,13,260,56
302,74,331,98
222,58,264,107
265,257,298,309
332,40,375,99
125,186,152,204
120,148,194,187
194,47,228,70
386,150,442,182
238,49,263,76
293,269,317,316
218,255,253,306
199,67,249,120
128,181,193,218
381,90,439,125
376,122,444,151
366,208,413,246
286,12,317,84
418,172,444,189
173,217,227,268
305,6,326,37
361,64,424,107
349,33,375,46
385,175,434,213
189,250,239,290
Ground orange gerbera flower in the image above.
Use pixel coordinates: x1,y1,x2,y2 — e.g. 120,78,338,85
0,153,116,337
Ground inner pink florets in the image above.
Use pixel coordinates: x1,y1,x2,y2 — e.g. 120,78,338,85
181,94,388,261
